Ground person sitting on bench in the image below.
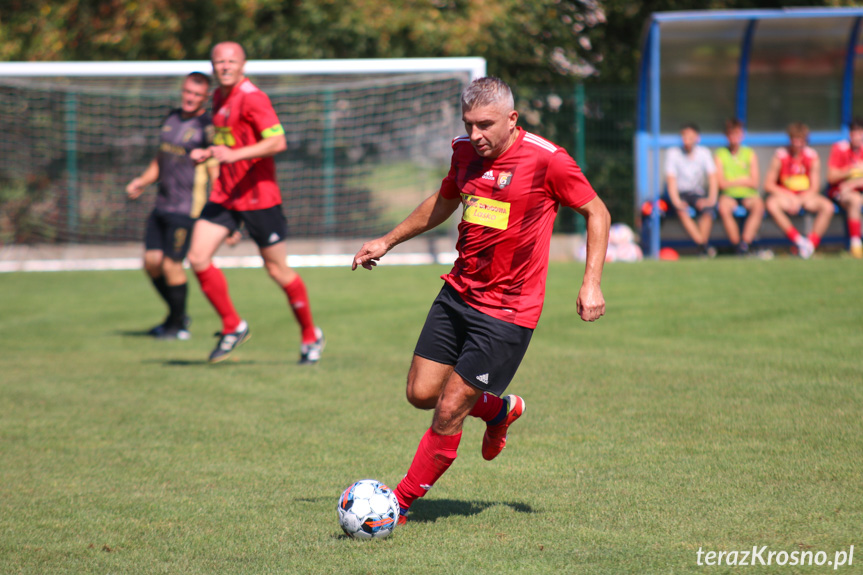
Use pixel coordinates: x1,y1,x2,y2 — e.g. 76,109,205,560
764,122,834,259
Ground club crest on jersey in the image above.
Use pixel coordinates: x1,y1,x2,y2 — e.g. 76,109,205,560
497,171,513,188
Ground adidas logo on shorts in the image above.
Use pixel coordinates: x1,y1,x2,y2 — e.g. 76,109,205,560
476,373,489,384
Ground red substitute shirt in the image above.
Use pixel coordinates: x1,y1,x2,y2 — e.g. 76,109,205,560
773,146,818,194
440,128,597,329
827,140,863,198
210,79,285,210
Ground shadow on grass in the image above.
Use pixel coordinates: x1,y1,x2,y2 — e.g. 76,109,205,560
140,358,260,366
328,499,534,540
409,498,534,523
115,329,158,338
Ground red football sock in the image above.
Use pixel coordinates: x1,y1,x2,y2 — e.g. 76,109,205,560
808,232,822,248
394,428,461,512
194,264,241,333
849,219,862,240
469,392,505,422
785,228,801,243
283,276,317,344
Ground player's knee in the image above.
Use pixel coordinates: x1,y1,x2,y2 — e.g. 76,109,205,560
187,249,210,271
143,255,162,276
264,259,289,281
405,384,436,410
143,261,160,277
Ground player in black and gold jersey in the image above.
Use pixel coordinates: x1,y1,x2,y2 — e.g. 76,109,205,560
126,72,218,339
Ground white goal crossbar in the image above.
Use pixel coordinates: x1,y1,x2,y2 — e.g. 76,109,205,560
0,58,486,79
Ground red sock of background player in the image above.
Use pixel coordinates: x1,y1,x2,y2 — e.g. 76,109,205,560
394,428,461,513
283,276,317,344
469,392,506,424
194,264,241,333
808,232,822,249
849,219,862,242
785,228,801,243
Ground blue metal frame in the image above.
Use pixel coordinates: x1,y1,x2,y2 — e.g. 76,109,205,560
842,17,862,130
636,8,863,257
735,20,757,125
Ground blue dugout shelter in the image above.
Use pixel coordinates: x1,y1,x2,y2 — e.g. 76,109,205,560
636,8,863,257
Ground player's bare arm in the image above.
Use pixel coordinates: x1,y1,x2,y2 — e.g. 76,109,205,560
714,153,732,190
666,175,686,210
704,171,719,207
763,156,784,195
574,195,610,322
827,161,863,185
212,133,287,164
803,156,821,197
192,134,287,165
353,191,461,270
189,148,211,163
126,158,159,200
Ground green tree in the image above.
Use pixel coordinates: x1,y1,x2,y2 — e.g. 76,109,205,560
0,0,607,87
0,0,184,61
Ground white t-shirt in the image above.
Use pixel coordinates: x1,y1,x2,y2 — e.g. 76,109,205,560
665,145,715,196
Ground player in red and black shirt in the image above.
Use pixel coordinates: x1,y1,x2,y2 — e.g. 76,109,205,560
353,77,610,524
126,72,217,340
188,42,324,364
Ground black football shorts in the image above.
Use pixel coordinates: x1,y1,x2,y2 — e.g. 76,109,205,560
144,209,194,261
414,283,533,397
199,202,289,248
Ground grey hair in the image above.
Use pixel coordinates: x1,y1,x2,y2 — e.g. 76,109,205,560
461,77,514,112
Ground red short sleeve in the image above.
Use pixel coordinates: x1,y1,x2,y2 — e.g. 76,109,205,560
546,152,596,208
243,90,283,138
828,143,847,169
439,161,460,200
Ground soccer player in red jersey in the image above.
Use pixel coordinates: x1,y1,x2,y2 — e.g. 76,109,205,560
826,118,863,258
353,77,610,525
188,42,324,364
764,122,834,259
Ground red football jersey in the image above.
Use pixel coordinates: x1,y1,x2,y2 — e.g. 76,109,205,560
210,79,285,210
439,128,597,329
827,140,863,198
773,146,818,194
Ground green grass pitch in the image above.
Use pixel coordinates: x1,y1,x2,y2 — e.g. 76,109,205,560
1,258,861,574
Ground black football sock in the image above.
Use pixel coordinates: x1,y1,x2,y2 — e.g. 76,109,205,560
151,275,171,308
165,283,188,328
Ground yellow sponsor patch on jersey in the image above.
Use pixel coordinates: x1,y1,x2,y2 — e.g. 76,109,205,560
781,174,810,192
461,193,510,230
213,126,235,147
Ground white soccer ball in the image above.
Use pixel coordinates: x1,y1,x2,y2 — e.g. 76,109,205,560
614,241,643,262
337,479,400,539
608,223,636,246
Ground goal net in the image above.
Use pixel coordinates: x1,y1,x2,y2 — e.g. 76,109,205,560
0,59,484,247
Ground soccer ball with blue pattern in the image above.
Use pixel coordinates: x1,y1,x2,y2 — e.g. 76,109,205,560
337,479,400,539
